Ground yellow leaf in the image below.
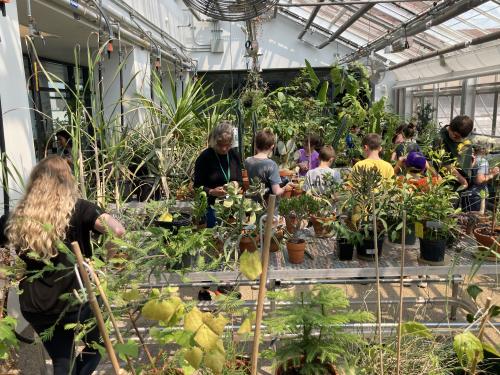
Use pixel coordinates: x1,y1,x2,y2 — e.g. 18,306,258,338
204,348,225,374
237,317,252,335
194,324,219,351
159,212,173,222
216,338,225,354
203,313,228,336
156,300,176,322
223,199,233,208
240,250,262,281
184,307,204,333
184,347,203,369
122,288,140,302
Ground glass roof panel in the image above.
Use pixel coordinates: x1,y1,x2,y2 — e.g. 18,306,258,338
278,1,500,64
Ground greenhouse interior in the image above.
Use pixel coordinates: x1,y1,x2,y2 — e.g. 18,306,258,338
1,0,500,374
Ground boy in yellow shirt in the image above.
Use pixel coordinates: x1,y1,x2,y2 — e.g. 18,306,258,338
352,133,394,179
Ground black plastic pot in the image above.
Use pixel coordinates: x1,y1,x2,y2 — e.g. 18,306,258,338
392,230,417,246
337,239,354,261
155,212,192,234
419,238,446,262
357,236,384,260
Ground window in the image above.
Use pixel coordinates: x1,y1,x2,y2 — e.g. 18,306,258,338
474,93,495,134
437,96,452,126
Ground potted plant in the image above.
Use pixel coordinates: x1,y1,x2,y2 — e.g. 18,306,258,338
263,285,375,374
344,166,389,260
474,187,500,260
308,197,336,238
279,195,314,264
191,187,208,229
412,176,458,263
332,218,362,261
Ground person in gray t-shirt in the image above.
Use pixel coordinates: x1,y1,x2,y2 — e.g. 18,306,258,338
244,129,292,200
303,146,342,195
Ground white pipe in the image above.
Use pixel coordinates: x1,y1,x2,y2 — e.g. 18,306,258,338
36,0,191,68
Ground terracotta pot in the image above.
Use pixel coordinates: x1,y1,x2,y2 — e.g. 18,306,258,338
276,360,336,375
291,187,303,197
311,215,335,238
285,214,298,234
286,239,306,264
242,177,250,191
239,235,258,253
242,169,248,178
280,169,294,178
270,230,284,253
474,227,500,248
282,189,292,199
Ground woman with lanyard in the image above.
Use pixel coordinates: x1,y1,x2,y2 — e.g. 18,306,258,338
193,121,242,301
194,121,243,228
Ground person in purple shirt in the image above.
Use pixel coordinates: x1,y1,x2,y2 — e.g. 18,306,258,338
296,134,321,176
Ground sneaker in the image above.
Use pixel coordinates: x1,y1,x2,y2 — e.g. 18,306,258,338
198,288,212,301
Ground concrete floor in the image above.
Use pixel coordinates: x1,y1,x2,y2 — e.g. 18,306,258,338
11,274,498,375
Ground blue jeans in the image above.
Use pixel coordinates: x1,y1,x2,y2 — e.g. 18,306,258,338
206,206,217,228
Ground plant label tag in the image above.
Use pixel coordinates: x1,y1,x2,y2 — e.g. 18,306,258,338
415,222,424,238
366,248,375,255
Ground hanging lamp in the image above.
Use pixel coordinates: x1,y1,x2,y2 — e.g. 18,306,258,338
183,0,278,21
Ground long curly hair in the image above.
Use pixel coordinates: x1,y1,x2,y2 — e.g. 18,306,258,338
6,156,80,259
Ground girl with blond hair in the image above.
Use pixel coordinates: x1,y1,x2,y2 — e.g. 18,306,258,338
6,155,125,375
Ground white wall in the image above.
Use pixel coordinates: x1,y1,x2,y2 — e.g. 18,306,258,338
191,14,354,71
0,0,36,213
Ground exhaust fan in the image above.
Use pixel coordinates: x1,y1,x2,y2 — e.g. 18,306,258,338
183,0,278,21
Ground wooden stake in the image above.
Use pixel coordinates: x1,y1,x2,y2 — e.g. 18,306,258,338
371,191,384,375
396,210,407,375
251,195,276,375
71,241,122,375
88,266,136,374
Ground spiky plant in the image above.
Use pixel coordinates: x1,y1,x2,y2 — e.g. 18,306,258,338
263,285,375,374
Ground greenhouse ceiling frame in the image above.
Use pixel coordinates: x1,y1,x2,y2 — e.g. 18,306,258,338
277,0,500,66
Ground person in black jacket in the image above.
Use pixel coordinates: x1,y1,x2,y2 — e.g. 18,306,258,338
194,121,242,228
5,156,125,375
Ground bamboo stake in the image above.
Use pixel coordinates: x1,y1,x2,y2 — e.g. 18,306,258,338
128,311,155,367
470,297,492,375
88,266,136,374
71,242,121,375
251,194,276,375
396,210,407,375
371,191,384,375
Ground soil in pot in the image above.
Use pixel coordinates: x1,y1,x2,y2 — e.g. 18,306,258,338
311,216,335,238
286,239,306,264
419,237,447,263
357,236,384,260
337,238,355,260
473,227,500,249
239,235,258,253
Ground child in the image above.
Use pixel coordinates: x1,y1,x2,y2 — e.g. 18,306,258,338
245,129,292,199
296,134,321,176
391,123,420,161
303,146,342,195
353,133,394,179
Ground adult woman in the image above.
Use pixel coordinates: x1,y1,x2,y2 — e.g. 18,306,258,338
6,156,125,375
193,121,242,228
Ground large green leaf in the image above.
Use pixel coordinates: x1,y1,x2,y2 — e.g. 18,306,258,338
305,59,320,90
114,340,139,361
453,331,483,367
401,321,432,338
317,81,329,103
